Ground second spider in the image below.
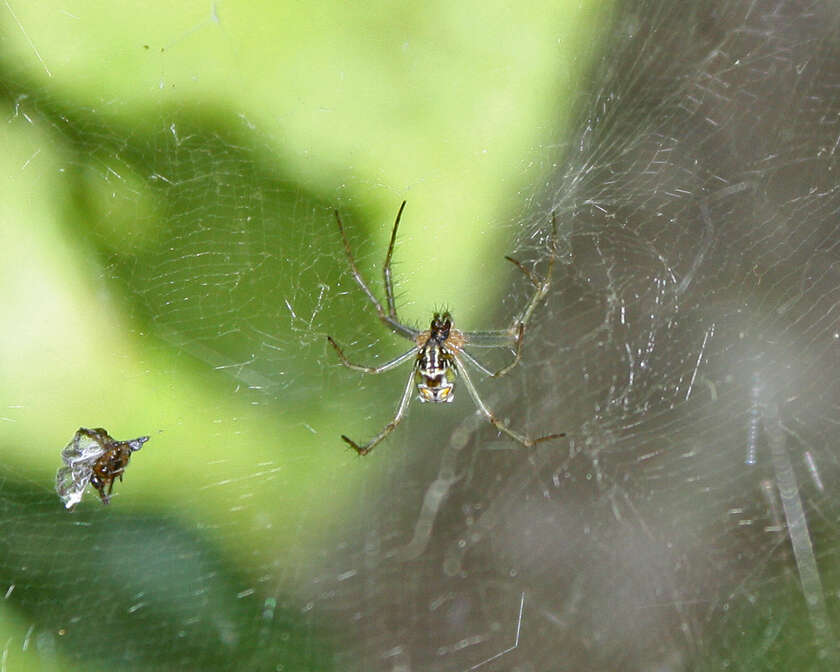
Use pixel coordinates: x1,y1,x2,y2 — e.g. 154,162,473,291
328,201,564,455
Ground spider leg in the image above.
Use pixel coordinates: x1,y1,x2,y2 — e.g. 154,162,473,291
463,212,558,377
453,352,564,447
327,337,419,374
458,324,525,378
334,207,418,341
488,324,525,379
510,210,558,329
460,330,518,348
457,348,497,377
341,365,417,456
383,200,406,321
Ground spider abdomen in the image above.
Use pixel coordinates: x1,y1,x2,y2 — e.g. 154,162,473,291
416,343,457,403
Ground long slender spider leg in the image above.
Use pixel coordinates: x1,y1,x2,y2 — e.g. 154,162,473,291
460,345,525,379
503,255,543,287
461,330,518,348
505,222,557,329
383,200,406,320
334,209,418,341
342,366,417,456
334,210,386,315
453,352,565,447
457,348,497,377
473,266,546,379
505,255,554,328
486,213,559,378
327,337,419,374
489,324,525,379
463,213,559,353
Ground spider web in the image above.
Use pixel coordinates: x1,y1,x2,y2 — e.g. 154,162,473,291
2,1,840,670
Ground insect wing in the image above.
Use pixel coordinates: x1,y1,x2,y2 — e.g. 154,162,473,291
55,469,87,510
55,429,108,509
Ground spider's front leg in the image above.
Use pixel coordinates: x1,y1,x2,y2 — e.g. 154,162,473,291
333,204,419,341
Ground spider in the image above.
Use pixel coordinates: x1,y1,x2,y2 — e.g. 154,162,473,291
327,201,565,455
55,427,149,508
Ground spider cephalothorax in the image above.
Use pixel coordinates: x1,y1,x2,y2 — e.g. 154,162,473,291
327,201,565,456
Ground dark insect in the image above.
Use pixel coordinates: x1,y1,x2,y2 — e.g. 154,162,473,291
55,427,149,508
327,201,565,455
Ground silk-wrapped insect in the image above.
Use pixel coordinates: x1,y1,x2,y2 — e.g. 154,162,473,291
55,427,149,509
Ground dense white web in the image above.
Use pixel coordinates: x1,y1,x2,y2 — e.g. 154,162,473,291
2,1,840,670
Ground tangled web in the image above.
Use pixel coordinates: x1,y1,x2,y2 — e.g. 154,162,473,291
2,1,840,670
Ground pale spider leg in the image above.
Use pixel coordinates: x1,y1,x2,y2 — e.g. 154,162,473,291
327,336,419,374
503,255,543,287
462,213,557,360
342,366,418,456
457,348,498,377
461,330,518,348
503,251,555,332
461,272,541,378
466,215,558,378
453,352,564,447
334,208,418,341
382,200,407,320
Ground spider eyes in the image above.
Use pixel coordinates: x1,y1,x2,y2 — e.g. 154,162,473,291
430,311,452,334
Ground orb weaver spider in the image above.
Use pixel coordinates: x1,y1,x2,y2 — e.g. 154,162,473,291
327,201,565,456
